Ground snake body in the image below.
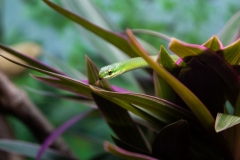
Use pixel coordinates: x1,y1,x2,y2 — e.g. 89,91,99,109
99,55,179,79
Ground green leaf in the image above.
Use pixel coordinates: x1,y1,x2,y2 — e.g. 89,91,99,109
136,38,159,55
5,53,154,151
93,93,151,151
152,120,189,160
104,142,158,160
86,55,150,151
60,1,142,93
153,45,176,102
126,29,212,129
215,113,240,132
43,0,138,58
0,54,93,98
60,0,116,31
33,75,163,132
90,86,220,157
44,53,86,79
91,89,166,129
0,43,65,75
85,55,112,90
90,86,197,125
125,29,233,159
0,140,73,160
202,36,223,51
222,39,240,65
131,29,171,42
217,10,240,46
32,75,92,98
24,86,96,108
60,0,128,62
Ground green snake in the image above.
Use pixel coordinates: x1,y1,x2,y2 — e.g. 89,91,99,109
99,55,180,79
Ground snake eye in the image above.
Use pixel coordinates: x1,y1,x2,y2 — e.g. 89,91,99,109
108,70,112,75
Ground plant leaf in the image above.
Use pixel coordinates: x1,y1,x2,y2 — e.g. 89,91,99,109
90,86,196,124
25,86,96,108
92,90,166,130
32,75,92,98
131,29,171,41
0,54,94,98
111,136,149,156
37,110,93,160
177,58,225,117
235,93,240,116
60,0,145,93
152,120,189,160
0,42,42,77
126,29,213,128
225,122,240,159
125,29,233,159
86,55,150,151
85,55,112,91
217,10,240,46
0,140,73,160
30,71,164,131
169,38,240,106
90,87,222,157
202,36,224,51
215,113,240,132
44,53,86,79
60,0,127,62
0,43,65,75
104,142,158,160
153,45,176,102
221,38,240,65
43,0,138,58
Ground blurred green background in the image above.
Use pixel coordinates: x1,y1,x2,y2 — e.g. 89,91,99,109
1,0,239,159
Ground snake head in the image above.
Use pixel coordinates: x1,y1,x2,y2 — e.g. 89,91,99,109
98,63,122,80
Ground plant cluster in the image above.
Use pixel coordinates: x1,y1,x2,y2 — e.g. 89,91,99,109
0,1,239,160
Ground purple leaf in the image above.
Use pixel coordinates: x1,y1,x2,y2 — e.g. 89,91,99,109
104,142,158,160
36,109,94,160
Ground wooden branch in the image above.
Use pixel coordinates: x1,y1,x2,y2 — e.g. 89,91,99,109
0,114,24,160
0,71,77,159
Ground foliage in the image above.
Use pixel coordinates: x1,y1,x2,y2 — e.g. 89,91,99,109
0,0,239,160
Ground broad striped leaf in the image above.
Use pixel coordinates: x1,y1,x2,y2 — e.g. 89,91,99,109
222,39,240,65
43,0,138,58
202,36,223,51
215,113,240,132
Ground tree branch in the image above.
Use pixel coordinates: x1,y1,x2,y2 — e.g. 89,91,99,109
0,71,77,159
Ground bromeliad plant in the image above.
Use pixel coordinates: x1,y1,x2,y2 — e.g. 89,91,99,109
0,0,239,159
